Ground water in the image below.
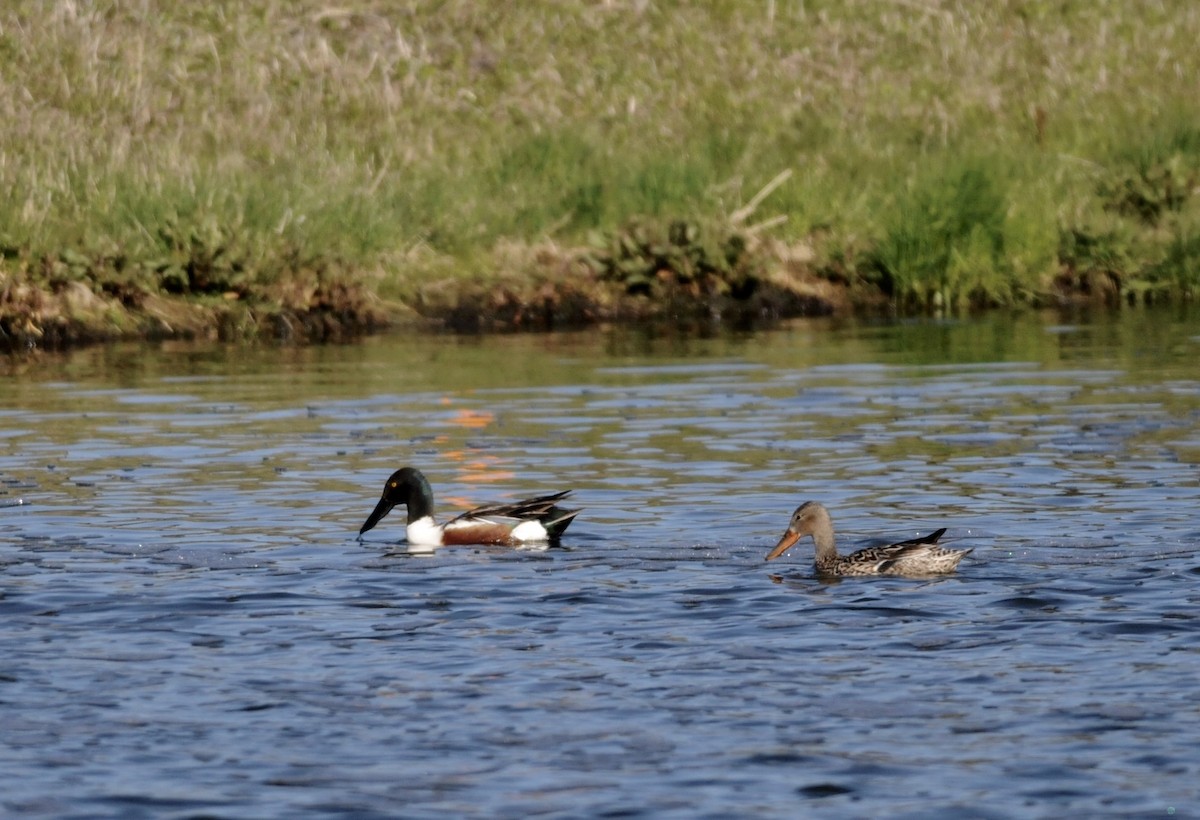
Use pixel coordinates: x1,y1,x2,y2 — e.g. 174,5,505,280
2,310,1199,818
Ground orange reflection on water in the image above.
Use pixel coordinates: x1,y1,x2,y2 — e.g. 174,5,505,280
434,403,513,501
446,408,495,429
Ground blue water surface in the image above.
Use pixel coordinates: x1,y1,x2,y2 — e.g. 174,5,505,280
2,311,1199,818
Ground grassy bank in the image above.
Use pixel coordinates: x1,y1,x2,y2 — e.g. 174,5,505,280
2,1,1199,347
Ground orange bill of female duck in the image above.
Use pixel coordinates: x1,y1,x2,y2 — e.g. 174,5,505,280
357,466,580,547
765,500,971,576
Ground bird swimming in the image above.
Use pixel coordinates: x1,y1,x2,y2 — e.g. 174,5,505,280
358,467,579,547
765,500,970,576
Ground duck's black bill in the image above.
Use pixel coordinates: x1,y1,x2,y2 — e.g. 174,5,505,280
359,499,393,536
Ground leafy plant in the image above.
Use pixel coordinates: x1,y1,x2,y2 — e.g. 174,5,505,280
1145,229,1200,296
1100,156,1195,225
587,218,760,300
151,216,255,297
1054,224,1134,302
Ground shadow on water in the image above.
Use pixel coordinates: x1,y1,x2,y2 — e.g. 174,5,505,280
2,308,1200,816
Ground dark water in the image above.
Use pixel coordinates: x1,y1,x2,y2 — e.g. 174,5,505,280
2,310,1199,818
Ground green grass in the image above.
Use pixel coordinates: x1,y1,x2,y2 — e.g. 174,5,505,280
3,0,1200,308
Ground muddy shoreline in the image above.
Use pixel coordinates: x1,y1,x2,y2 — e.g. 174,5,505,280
0,252,1129,354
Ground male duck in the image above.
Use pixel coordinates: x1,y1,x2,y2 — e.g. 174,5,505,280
358,467,579,546
765,500,970,576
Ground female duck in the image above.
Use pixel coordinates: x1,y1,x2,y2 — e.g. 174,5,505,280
358,467,579,547
765,500,970,576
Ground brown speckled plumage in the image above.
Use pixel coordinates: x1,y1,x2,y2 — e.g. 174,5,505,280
765,501,970,576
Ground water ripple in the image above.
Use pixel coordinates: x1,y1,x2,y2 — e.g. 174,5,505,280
3,313,1200,816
